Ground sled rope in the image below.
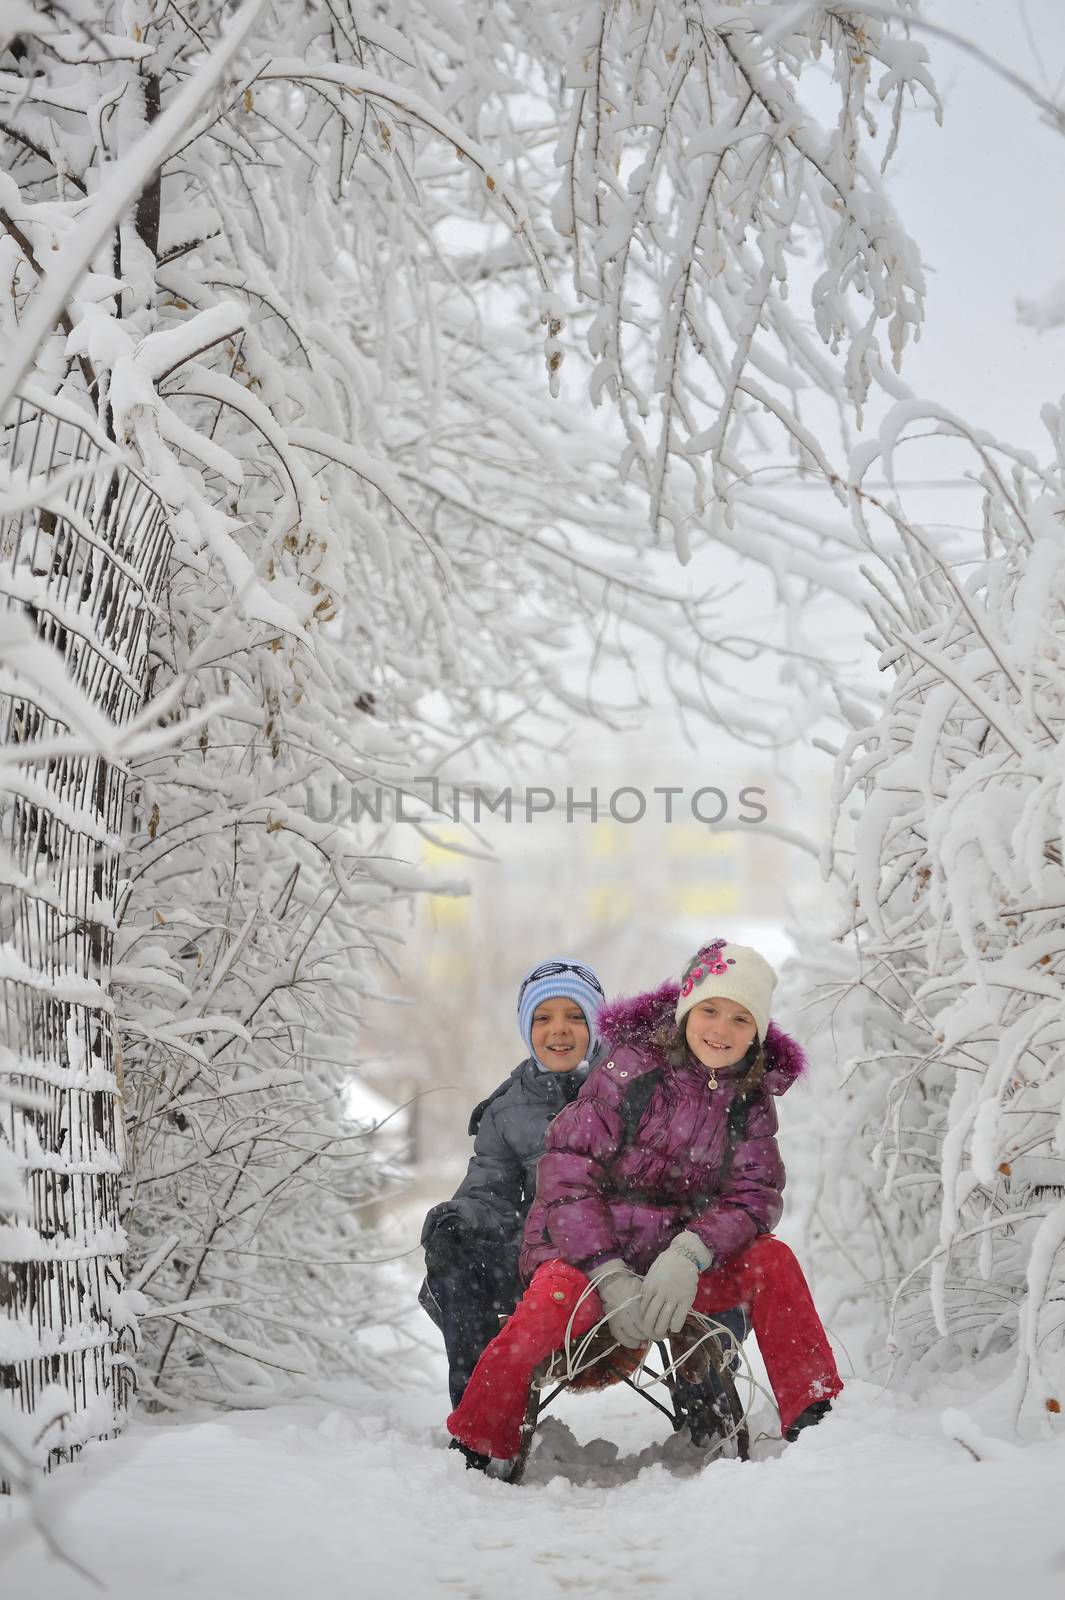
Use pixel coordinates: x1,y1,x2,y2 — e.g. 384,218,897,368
551,1280,766,1450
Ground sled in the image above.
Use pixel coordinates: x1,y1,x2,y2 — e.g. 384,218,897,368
494,1311,751,1486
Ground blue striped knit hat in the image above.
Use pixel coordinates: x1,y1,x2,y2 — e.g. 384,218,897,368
517,957,605,1067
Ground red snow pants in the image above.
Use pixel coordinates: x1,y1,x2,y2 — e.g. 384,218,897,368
447,1234,843,1459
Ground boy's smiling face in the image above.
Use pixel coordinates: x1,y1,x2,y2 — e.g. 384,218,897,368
530,996,590,1072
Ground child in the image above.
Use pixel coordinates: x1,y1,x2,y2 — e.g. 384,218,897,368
420,958,607,1407
446,938,843,1465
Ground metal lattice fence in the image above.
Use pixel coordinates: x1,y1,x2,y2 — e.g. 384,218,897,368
0,398,171,1467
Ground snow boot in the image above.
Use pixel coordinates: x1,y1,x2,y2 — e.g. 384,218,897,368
783,1398,832,1441
449,1437,491,1472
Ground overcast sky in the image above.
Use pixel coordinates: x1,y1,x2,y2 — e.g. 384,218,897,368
887,0,1065,453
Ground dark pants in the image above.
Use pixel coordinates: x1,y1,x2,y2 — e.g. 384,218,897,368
422,1231,521,1407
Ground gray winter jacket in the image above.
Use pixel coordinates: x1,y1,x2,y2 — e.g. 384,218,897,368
420,1053,601,1249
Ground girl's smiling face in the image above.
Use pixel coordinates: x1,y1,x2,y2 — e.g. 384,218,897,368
684,996,757,1073
531,996,590,1072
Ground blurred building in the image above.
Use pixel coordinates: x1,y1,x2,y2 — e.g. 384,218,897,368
353,748,834,1182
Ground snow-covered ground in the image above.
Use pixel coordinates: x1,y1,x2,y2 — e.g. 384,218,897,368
3,1285,1064,1600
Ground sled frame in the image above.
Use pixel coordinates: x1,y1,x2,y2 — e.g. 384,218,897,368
496,1317,750,1485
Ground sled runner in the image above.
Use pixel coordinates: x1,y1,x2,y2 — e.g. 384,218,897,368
492,1309,750,1485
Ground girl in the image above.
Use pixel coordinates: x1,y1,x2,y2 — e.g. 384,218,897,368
420,958,607,1407
446,938,843,1465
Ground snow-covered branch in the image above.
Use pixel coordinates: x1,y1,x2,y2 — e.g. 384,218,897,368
817,401,1065,1422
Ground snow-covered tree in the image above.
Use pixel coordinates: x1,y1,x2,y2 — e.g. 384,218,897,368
527,1,1065,1422
813,403,1065,1421
3,0,824,1436
6,0,1059,1460
514,1,937,554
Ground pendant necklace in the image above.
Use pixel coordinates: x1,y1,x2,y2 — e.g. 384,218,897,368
706,1068,718,1091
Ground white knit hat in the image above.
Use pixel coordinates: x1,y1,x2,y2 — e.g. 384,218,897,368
674,938,778,1041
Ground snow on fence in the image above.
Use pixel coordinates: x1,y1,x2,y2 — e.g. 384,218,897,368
0,398,171,1475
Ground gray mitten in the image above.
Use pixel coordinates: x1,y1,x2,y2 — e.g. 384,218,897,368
590,1261,646,1349
640,1232,713,1342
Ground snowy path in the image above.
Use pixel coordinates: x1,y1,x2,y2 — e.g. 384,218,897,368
2,1351,1063,1599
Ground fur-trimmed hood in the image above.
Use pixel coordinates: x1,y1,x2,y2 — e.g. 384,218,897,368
597,980,807,1097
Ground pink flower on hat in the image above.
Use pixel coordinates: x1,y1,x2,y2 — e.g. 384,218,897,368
675,939,779,1042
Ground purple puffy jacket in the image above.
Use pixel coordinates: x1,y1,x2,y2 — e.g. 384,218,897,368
519,980,807,1283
